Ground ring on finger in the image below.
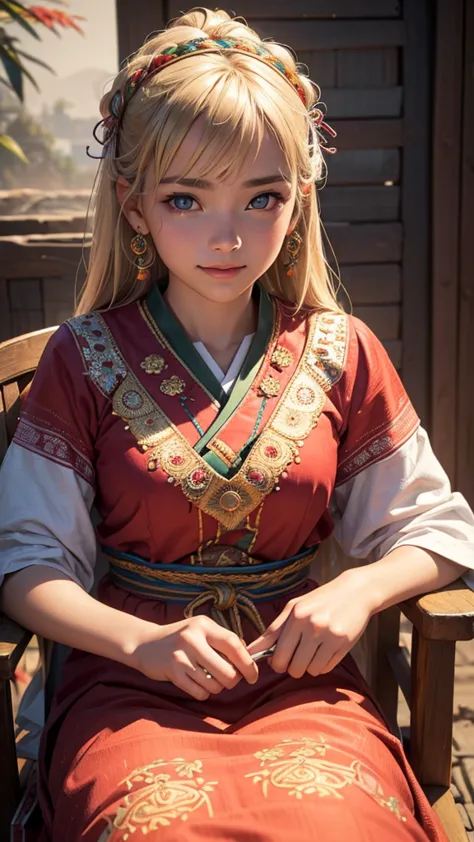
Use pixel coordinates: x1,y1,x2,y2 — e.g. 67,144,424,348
198,664,213,680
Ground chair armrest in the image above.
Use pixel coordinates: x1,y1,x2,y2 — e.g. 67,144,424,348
400,578,474,641
0,613,32,680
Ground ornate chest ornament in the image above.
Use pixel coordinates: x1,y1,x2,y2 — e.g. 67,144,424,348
160,375,186,396
271,345,293,371
68,308,347,531
140,354,166,375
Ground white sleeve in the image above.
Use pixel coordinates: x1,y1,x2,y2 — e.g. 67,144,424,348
331,427,474,590
0,442,97,593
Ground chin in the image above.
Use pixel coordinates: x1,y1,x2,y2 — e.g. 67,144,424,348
183,273,254,304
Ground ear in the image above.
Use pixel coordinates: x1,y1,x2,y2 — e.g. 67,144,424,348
116,177,150,235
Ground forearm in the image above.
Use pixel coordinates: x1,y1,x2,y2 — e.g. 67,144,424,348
0,565,158,669
345,545,467,616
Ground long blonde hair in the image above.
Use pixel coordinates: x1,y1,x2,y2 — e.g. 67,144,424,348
76,7,342,315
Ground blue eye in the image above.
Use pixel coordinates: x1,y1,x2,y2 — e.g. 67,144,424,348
251,194,270,209
248,192,284,210
170,194,195,211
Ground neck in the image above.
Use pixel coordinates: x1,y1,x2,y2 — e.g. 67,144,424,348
163,279,257,363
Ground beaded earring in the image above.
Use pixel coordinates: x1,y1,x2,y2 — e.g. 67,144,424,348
285,231,303,276
130,232,154,281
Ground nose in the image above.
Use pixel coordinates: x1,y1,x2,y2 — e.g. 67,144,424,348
208,220,242,253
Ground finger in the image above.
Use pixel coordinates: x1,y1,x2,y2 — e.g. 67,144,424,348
187,662,227,695
197,646,243,690
246,606,293,656
172,671,211,701
207,629,259,685
270,623,302,673
316,648,347,676
307,640,340,677
287,633,321,679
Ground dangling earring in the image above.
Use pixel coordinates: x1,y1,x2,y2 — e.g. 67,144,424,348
285,231,303,277
130,231,154,281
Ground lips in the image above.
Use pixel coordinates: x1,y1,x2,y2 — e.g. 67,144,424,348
199,265,245,270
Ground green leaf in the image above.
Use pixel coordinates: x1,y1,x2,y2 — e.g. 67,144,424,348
0,43,23,98
0,132,28,162
0,0,41,39
15,48,54,73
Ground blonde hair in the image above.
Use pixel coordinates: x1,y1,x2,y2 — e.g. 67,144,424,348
76,7,342,315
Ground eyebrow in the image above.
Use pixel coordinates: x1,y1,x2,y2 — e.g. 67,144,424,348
159,174,289,189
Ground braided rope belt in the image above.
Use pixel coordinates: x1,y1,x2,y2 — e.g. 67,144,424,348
105,546,317,637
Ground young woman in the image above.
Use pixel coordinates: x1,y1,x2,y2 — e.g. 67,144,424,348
1,7,473,841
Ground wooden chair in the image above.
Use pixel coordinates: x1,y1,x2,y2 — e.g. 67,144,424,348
0,327,473,841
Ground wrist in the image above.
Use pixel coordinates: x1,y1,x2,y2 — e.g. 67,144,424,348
115,614,163,671
336,566,381,618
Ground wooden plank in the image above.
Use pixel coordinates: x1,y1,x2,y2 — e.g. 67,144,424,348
426,787,470,842
0,678,21,842
0,389,8,464
400,579,474,642
330,119,402,149
319,185,400,221
410,632,455,787
456,0,474,507
0,242,88,280
169,1,402,18
400,0,432,426
325,150,400,185
384,339,402,370
430,0,464,484
322,87,403,119
336,48,398,87
0,279,11,342
8,279,42,311
352,305,400,339
0,328,57,384
11,311,44,336
42,277,76,327
375,606,401,732
297,51,336,87
116,0,166,64
327,222,403,263
0,215,89,237
338,264,401,304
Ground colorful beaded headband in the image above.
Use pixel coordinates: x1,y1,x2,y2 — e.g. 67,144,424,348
87,35,337,159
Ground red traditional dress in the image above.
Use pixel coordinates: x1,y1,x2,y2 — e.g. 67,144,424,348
1,284,474,842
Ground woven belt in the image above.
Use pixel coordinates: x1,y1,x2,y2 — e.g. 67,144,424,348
104,545,318,637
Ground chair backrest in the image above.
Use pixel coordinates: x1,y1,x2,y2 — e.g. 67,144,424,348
0,327,58,462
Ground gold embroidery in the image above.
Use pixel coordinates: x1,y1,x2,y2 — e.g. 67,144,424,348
160,374,186,396
105,309,347,530
139,300,219,404
109,757,217,839
208,437,237,467
140,353,166,375
271,345,293,371
245,736,406,821
258,374,281,398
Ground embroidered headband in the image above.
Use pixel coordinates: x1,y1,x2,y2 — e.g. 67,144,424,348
87,35,337,159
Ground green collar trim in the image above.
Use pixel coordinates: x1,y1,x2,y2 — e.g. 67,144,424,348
145,281,275,465
146,282,227,404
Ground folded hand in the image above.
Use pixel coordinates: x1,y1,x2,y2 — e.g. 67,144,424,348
246,570,374,678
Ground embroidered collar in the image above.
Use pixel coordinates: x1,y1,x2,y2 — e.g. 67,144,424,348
144,281,274,406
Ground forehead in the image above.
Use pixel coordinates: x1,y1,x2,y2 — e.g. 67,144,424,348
161,117,290,185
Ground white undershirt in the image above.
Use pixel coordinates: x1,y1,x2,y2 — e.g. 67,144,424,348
193,334,254,393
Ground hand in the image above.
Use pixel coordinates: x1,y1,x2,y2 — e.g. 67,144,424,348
246,570,374,679
133,615,259,700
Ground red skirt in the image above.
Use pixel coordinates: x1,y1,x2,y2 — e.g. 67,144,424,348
38,577,448,842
